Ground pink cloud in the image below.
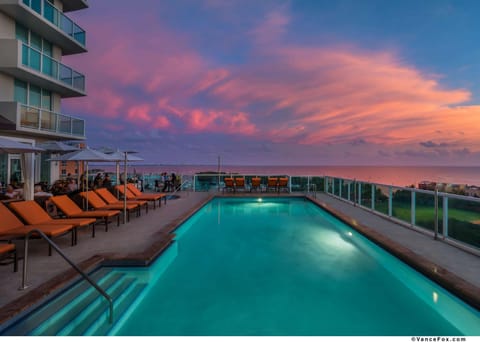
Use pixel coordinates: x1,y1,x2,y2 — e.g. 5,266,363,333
185,109,256,135
63,2,480,157
127,104,151,123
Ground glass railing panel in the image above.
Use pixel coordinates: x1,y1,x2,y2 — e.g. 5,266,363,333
31,0,41,14
446,197,480,248
71,118,85,136
361,183,373,208
21,44,85,92
391,187,411,225
290,176,307,192
40,109,56,131
414,192,436,232
43,0,57,25
72,71,85,91
375,185,390,216
29,48,41,71
59,64,72,86
41,54,58,78
57,113,71,134
310,176,324,192
20,105,40,129
340,180,350,201
194,174,219,191
73,24,86,45
26,0,86,47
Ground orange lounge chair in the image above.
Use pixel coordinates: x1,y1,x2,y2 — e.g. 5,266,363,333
235,177,246,192
50,195,120,234
9,200,96,242
127,184,167,206
223,178,235,193
267,177,278,192
79,191,140,222
0,202,74,255
250,177,262,192
115,185,165,209
0,243,17,272
278,177,289,193
95,188,148,214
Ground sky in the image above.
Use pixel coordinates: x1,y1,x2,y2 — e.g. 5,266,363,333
63,0,480,166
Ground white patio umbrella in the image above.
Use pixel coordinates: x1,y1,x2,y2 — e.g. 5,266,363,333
0,137,44,153
0,137,44,200
49,148,115,210
104,150,143,224
38,141,80,184
37,141,79,153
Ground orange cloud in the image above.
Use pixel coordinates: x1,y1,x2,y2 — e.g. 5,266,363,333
185,109,256,135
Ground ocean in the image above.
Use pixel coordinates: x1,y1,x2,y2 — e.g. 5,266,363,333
101,164,480,188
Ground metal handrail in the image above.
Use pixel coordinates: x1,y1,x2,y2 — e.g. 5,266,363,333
19,229,114,324
171,180,191,196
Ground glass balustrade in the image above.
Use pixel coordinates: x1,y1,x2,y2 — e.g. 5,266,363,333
22,44,85,92
20,104,85,137
23,0,86,46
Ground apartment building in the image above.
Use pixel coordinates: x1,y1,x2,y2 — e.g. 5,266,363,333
0,0,88,194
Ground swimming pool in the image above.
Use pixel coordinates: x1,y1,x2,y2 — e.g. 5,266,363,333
110,197,479,335
4,197,480,335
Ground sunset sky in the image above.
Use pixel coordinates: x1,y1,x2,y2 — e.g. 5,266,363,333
64,0,480,166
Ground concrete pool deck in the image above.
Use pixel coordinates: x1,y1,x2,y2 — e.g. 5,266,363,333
0,191,479,327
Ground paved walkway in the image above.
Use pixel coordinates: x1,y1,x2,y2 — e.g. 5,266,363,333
0,191,478,325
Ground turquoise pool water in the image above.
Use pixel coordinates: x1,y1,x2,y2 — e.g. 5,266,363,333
111,197,479,335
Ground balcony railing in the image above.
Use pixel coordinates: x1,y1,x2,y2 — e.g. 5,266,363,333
22,0,86,46
21,43,85,92
20,103,85,137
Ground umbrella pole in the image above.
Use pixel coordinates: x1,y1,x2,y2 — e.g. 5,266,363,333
85,162,89,210
123,152,127,224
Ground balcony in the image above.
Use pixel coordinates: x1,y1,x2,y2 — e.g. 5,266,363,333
0,0,86,55
0,102,86,139
0,39,86,97
62,0,88,13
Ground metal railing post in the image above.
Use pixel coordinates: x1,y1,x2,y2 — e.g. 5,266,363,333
434,188,439,240
411,191,416,227
388,186,393,217
443,196,449,239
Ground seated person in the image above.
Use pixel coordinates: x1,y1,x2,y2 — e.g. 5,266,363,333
34,184,53,197
5,184,23,199
67,178,78,193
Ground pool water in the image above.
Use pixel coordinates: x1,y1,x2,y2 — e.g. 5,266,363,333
112,198,479,335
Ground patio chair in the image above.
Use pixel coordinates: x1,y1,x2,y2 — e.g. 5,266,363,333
278,177,289,193
267,177,278,192
50,195,120,234
9,200,96,242
223,178,235,193
79,191,140,222
234,177,246,192
115,185,165,209
0,243,17,272
0,202,74,256
250,177,262,192
127,183,167,206
95,188,148,214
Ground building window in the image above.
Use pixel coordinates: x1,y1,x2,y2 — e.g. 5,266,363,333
14,80,28,104
16,22,54,55
14,79,52,111
61,169,67,176
61,161,67,167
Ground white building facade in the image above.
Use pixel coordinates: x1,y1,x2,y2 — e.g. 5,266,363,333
0,0,88,195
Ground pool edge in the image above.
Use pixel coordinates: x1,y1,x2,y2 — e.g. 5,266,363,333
305,195,480,311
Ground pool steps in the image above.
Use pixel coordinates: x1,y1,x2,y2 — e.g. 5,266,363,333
2,269,148,336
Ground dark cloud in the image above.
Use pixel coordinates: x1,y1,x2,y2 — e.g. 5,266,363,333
419,140,449,148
